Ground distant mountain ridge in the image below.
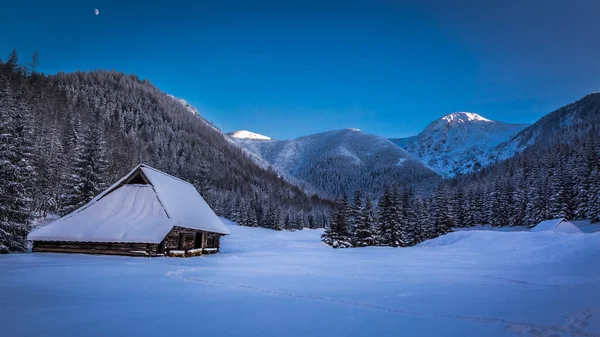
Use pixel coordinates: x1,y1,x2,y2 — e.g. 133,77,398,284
391,112,529,176
230,128,439,198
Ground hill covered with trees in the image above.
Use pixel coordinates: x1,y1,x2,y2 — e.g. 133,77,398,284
0,51,331,253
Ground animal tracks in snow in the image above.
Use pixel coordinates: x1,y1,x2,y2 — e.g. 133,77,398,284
167,269,599,337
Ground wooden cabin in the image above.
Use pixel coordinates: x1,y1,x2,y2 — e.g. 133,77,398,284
28,164,230,257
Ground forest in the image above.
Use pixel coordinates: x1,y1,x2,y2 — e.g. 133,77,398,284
2,49,600,252
0,51,331,253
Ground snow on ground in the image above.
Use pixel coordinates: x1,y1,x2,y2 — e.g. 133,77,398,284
2,218,600,337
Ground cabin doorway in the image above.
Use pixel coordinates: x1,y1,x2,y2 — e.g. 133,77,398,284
194,232,203,249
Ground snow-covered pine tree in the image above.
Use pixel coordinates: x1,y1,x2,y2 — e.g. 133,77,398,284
352,197,377,247
431,185,453,235
452,186,466,227
321,193,352,248
414,196,432,243
588,169,600,223
377,186,402,247
0,76,34,253
284,213,292,229
58,125,109,216
549,168,576,220
349,189,363,244
401,188,418,247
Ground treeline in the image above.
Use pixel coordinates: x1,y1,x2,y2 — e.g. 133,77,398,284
322,187,452,248
439,130,600,228
0,50,331,253
322,94,600,248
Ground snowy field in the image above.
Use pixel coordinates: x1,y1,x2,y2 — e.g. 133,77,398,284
2,219,600,337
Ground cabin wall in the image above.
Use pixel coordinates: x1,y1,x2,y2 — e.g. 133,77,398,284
164,227,200,251
163,227,222,252
32,241,160,257
207,233,221,249
33,228,224,257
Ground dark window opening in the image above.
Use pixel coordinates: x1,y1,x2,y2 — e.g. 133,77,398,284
127,173,148,185
194,232,203,249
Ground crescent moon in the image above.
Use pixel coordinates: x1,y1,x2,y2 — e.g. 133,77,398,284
94,9,99,15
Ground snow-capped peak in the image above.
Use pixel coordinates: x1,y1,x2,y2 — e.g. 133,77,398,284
440,112,492,123
391,112,529,177
229,130,271,140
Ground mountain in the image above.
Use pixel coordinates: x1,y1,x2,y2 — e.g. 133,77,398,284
432,92,600,228
231,128,439,198
228,130,271,140
495,92,600,154
391,112,528,176
167,95,200,115
0,58,333,252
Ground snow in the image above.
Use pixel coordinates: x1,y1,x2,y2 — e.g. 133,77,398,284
27,185,171,243
441,112,492,123
140,166,229,235
167,94,200,115
231,128,434,197
391,112,529,177
229,130,272,140
531,218,582,233
27,164,229,243
4,218,600,337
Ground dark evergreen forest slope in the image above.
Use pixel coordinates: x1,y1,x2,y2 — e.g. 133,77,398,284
0,52,330,252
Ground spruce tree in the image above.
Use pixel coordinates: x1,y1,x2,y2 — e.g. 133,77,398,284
377,187,402,247
0,77,34,253
321,193,352,248
58,125,109,216
352,197,377,247
349,189,363,241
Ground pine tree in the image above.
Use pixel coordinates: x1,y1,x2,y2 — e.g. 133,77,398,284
377,187,402,247
352,197,377,247
401,189,418,247
321,193,352,248
431,185,453,235
58,125,109,216
349,189,363,242
549,169,576,220
0,77,34,253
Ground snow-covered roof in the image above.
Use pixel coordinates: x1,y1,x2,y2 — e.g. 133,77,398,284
28,164,229,243
530,218,582,233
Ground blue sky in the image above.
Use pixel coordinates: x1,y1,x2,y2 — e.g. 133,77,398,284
2,0,600,139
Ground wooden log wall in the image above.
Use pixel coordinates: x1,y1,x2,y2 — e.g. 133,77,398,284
164,227,201,251
32,228,224,257
207,233,221,249
32,241,160,257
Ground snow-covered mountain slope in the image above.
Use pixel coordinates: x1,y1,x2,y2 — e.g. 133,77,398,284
390,112,528,177
495,92,600,155
167,95,200,115
165,96,318,194
231,128,439,197
228,130,271,140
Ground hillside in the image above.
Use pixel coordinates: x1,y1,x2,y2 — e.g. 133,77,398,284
429,93,600,228
496,92,600,154
391,112,528,176
0,58,331,252
231,128,440,198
